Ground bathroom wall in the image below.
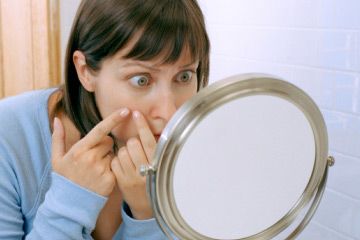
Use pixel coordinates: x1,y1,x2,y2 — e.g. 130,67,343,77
60,0,81,81
198,0,360,239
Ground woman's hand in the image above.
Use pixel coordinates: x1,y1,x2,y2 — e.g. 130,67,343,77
111,111,156,220
51,108,130,197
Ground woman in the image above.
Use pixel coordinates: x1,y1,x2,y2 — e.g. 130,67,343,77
0,0,209,239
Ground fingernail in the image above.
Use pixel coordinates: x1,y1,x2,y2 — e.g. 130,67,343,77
133,111,140,119
120,108,129,117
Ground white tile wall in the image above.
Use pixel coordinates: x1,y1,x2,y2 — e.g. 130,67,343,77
198,0,360,239
60,0,81,81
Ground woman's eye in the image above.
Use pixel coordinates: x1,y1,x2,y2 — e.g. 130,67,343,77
176,71,193,83
129,75,149,87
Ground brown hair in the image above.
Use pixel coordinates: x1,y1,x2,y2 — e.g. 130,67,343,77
59,0,210,137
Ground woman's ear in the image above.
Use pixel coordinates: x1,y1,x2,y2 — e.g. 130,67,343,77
73,50,95,92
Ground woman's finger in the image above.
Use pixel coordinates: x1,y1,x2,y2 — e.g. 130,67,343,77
117,147,136,176
126,137,149,167
111,156,124,180
132,111,156,162
94,136,114,158
75,108,130,151
51,117,66,163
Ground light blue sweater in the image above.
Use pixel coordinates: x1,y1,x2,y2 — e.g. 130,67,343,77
0,89,169,239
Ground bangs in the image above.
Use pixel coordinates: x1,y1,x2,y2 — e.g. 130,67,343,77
122,0,208,64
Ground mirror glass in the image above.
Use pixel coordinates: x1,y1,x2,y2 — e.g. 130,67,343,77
172,94,315,239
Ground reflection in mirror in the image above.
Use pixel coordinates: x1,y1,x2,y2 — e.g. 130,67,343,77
173,95,315,239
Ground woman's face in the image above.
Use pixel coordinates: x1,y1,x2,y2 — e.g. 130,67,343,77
83,42,199,145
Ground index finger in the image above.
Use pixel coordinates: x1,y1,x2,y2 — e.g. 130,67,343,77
77,108,130,149
132,111,156,161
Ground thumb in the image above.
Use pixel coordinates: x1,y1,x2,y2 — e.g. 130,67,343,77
51,117,66,161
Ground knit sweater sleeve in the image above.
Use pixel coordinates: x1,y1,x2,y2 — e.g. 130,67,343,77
0,155,26,239
0,164,107,239
26,173,107,239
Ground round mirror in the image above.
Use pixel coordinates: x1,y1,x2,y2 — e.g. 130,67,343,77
141,73,333,240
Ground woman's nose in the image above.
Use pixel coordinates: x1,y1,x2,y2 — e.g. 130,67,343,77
151,90,177,122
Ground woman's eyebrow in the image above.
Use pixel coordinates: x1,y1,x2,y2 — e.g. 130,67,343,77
120,60,199,71
179,61,199,69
